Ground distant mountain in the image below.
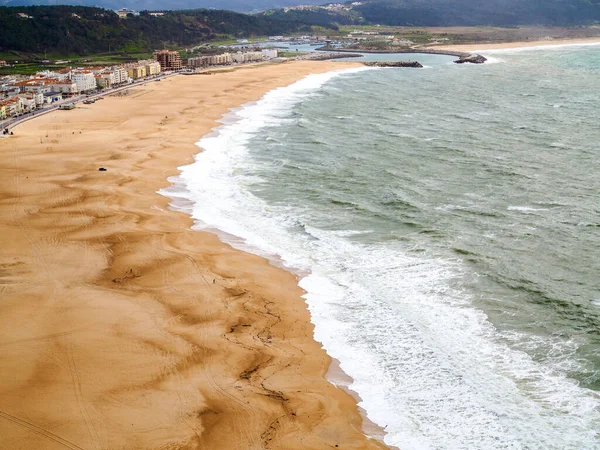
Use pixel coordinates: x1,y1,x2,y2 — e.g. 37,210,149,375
0,0,326,13
264,0,600,26
352,0,600,26
3,0,600,25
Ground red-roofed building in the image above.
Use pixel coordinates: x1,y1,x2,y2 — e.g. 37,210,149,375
13,78,77,95
17,94,37,111
10,78,52,93
0,97,24,117
18,92,43,108
49,80,78,95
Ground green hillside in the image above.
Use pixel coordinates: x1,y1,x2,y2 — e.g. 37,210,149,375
0,6,312,56
0,0,326,13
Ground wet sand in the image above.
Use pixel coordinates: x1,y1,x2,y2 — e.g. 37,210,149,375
0,60,389,450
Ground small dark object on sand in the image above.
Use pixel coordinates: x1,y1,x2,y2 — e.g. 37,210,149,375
99,167,107,171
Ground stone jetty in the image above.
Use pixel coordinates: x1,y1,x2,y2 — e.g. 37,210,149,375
315,46,470,58
363,61,423,68
296,52,362,61
315,46,489,64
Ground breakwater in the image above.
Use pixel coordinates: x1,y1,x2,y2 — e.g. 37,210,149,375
315,46,470,58
297,52,363,61
314,46,487,64
364,61,423,68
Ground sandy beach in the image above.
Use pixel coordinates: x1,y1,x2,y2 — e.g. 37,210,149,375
434,36,600,51
0,60,389,449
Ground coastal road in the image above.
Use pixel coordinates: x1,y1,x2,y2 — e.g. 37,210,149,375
1,71,180,134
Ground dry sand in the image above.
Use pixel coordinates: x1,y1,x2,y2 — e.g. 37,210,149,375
0,60,389,450
434,36,600,51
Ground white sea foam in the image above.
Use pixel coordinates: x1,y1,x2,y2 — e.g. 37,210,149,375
508,206,550,213
482,55,505,64
160,67,600,450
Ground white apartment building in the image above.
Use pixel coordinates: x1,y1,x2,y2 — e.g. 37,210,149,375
18,92,44,107
35,69,71,81
7,78,77,97
231,51,263,64
0,97,24,117
187,56,209,68
111,67,130,85
223,54,233,64
231,52,244,64
48,80,78,95
188,53,232,68
210,53,232,65
9,79,50,94
1,85,21,96
95,72,115,88
262,49,278,59
72,71,96,93
17,95,37,112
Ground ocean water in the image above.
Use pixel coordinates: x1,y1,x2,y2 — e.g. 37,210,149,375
161,46,600,449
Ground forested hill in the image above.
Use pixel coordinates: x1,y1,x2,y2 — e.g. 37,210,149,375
0,6,312,55
265,0,600,26
0,0,326,13
4,0,600,25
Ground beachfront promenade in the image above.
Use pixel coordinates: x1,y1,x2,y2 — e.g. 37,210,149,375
1,71,179,134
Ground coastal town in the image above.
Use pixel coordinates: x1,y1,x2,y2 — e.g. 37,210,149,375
0,48,279,125
3,5,594,129
2,0,600,447
0,38,487,128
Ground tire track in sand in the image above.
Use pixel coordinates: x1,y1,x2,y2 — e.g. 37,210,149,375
65,339,104,450
0,409,85,450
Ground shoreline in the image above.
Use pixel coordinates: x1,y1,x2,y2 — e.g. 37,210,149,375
313,36,600,60
161,66,401,449
0,60,389,449
430,36,600,52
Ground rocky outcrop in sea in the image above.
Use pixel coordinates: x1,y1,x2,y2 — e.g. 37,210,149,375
454,54,487,64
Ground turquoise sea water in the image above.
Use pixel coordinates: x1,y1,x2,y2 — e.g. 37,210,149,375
163,45,600,449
